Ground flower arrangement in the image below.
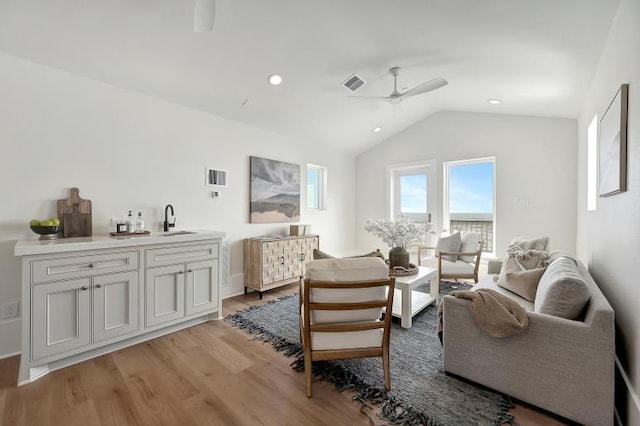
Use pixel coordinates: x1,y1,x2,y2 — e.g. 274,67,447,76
364,216,432,248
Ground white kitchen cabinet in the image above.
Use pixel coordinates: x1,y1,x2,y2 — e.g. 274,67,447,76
15,231,224,386
93,270,139,343
31,277,92,360
145,243,219,327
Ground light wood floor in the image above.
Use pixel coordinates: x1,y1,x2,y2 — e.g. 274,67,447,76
0,283,569,426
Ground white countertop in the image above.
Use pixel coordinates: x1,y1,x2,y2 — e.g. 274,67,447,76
14,230,226,256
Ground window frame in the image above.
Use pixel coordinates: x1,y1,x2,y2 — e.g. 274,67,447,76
306,164,327,210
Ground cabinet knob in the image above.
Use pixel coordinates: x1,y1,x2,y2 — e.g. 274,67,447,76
187,269,193,273
280,256,285,265
178,270,184,274
80,286,88,291
95,284,102,288
88,263,95,268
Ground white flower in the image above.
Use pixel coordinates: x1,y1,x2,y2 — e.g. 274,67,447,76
364,216,432,248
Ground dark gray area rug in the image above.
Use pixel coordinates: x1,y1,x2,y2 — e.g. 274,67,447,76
226,282,515,426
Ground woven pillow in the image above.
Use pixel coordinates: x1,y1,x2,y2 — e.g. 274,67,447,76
510,235,550,252
436,232,462,262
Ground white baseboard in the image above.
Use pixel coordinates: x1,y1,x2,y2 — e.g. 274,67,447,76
0,351,20,360
616,356,640,425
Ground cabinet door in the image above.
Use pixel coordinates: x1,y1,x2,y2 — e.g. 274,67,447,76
32,278,91,360
93,271,139,343
185,260,218,316
300,236,319,276
145,265,185,327
288,239,305,278
261,241,285,284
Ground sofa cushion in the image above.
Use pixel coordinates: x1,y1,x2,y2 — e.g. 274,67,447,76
475,278,534,312
312,248,381,260
305,257,389,323
436,232,462,262
498,266,546,302
421,256,474,274
459,232,480,263
534,257,590,320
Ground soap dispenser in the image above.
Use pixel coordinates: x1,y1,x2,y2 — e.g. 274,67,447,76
135,212,145,233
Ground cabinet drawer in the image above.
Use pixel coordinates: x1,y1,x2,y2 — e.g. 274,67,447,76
32,251,139,284
146,243,218,268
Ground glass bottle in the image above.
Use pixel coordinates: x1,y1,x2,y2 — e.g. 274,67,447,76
136,212,145,233
126,211,134,233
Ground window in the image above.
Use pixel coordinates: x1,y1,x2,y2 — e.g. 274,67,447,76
444,158,495,253
587,114,598,211
307,164,327,210
388,160,436,245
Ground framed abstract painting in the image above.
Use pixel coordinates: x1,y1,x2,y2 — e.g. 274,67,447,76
599,83,629,197
249,156,300,223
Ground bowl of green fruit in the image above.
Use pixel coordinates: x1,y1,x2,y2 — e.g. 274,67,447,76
30,218,62,240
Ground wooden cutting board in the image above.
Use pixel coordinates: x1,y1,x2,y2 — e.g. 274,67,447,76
57,187,92,237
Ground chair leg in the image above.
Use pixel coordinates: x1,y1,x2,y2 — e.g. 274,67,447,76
383,346,391,391
304,350,313,397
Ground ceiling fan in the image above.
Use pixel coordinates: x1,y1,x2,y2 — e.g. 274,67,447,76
351,67,447,104
193,0,216,32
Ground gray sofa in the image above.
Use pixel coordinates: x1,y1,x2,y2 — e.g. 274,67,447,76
441,256,614,425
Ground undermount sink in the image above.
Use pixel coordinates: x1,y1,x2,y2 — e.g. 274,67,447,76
159,231,197,237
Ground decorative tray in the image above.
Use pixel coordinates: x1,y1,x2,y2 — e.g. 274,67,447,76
388,263,419,277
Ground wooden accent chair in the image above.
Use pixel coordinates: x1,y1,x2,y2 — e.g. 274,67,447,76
299,257,395,397
418,234,484,284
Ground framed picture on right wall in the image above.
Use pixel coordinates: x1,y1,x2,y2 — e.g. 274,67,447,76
599,83,629,197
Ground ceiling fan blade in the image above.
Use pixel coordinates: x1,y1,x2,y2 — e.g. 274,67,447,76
348,95,394,102
194,0,216,32
401,78,448,98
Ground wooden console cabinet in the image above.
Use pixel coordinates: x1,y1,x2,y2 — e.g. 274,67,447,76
243,235,318,298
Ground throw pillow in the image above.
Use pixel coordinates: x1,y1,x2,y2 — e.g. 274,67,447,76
510,235,550,252
534,257,590,320
458,232,480,263
436,232,462,262
498,266,546,302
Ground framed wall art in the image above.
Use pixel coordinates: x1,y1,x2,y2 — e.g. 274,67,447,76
249,156,300,223
599,83,629,197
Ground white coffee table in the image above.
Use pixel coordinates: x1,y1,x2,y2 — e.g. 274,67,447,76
390,266,439,329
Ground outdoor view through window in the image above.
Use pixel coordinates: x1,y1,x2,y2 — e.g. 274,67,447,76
447,160,495,252
394,159,494,252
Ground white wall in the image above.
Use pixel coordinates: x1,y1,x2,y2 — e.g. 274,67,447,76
576,0,640,422
355,111,578,259
0,53,356,358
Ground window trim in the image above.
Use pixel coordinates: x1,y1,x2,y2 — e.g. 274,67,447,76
443,156,496,257
306,164,327,210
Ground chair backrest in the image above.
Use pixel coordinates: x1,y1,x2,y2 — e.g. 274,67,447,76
304,257,395,326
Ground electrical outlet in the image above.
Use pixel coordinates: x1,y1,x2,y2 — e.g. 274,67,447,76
3,301,19,319
211,191,220,199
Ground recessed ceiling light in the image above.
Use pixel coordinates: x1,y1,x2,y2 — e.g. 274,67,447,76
373,127,382,133
267,74,282,86
487,99,501,105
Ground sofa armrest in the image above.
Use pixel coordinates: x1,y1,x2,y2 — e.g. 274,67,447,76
487,259,502,275
441,295,614,425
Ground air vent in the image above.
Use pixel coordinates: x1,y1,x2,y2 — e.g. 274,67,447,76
341,73,366,92
205,167,228,187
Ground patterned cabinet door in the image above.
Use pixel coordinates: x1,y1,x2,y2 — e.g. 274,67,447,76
299,236,319,276
262,240,285,284
283,238,299,280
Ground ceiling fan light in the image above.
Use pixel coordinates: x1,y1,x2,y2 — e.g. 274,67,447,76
267,74,283,86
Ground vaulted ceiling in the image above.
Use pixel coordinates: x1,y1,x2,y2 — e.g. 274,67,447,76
0,0,621,153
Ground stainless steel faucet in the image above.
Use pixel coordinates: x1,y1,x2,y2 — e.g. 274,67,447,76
163,204,176,232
